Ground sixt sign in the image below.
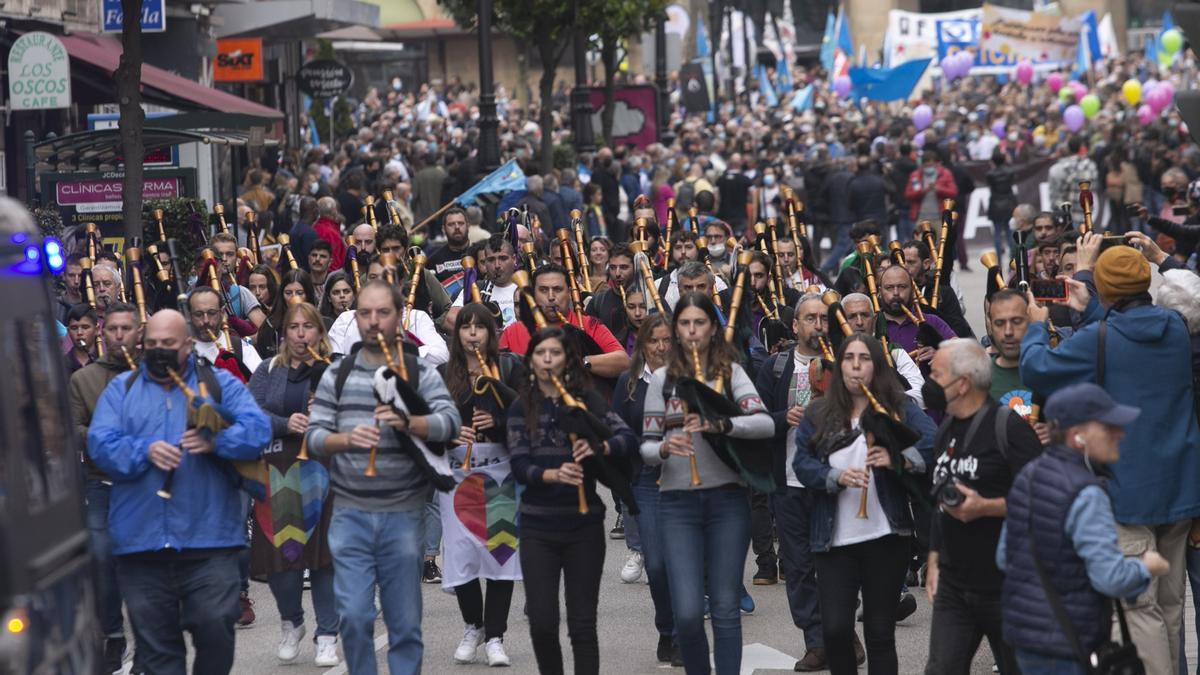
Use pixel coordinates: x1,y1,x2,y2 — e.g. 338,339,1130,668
101,0,166,33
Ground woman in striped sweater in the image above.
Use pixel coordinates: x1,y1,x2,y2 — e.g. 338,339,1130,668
507,326,639,675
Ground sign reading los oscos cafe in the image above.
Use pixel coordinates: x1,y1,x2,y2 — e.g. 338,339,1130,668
8,32,72,110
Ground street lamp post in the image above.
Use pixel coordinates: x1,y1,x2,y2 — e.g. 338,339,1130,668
655,14,673,144
571,29,595,154
477,0,501,173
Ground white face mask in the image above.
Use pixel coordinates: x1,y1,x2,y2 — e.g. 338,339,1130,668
707,243,727,258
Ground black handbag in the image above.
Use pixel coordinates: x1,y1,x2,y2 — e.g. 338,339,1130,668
1026,466,1145,675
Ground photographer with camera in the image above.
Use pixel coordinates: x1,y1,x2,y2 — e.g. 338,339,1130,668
923,339,1042,675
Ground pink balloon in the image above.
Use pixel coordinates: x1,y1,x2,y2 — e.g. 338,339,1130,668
1047,73,1064,93
1137,104,1155,125
1069,81,1088,100
1015,61,1033,85
912,104,933,131
1063,105,1085,132
1148,87,1169,113
834,75,852,98
914,131,926,148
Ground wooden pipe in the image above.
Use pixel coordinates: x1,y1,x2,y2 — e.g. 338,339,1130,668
276,233,299,271
118,345,137,372
932,201,952,309
382,190,400,228
153,208,167,242
555,230,585,327
817,337,835,361
571,210,592,291
821,290,853,337
403,254,427,331
462,255,482,304
364,195,378,228
766,218,787,305
630,241,667,317
245,211,261,265
980,251,1007,291
521,241,538,275
84,222,99,261
856,241,882,313
662,200,676,272
125,247,148,324
214,203,229,234
723,250,754,343
549,374,589,515
888,240,905,267
511,269,548,329
1078,181,1093,234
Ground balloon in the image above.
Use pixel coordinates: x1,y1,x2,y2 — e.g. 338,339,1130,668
1162,28,1183,55
991,120,1006,137
1080,94,1101,119
1138,104,1155,126
1063,105,1085,132
912,104,933,131
940,55,957,79
955,51,974,77
834,75,852,98
914,131,926,148
1069,81,1088,100
1148,86,1171,113
1015,61,1034,85
1159,81,1176,103
1047,73,1064,93
1122,79,1142,105
1059,87,1076,103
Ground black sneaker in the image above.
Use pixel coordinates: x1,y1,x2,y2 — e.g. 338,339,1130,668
609,512,625,539
752,563,778,586
670,644,684,667
656,635,673,663
896,591,917,622
103,636,126,674
422,559,442,584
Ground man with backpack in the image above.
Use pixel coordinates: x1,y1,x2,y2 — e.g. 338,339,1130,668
923,339,1042,675
87,309,272,675
306,281,462,674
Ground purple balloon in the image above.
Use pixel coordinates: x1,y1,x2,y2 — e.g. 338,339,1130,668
834,75,852,98
1138,104,1155,126
991,120,1006,137
1063,105,1085,132
955,51,974,77
1015,61,1033,85
940,55,958,80
914,131,926,148
913,104,933,131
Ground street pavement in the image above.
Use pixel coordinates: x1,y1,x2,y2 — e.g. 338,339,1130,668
147,242,1197,674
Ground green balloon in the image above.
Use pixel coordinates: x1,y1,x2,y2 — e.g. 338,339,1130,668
1162,29,1183,55
1080,94,1101,119
1059,87,1075,103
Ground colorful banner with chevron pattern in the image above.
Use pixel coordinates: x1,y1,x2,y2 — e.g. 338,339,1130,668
438,442,522,590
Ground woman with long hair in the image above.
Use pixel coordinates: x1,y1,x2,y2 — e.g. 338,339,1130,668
640,293,774,674
508,327,639,675
793,334,936,675
318,271,356,321
246,302,339,668
246,264,281,314
587,237,612,291
256,269,320,358
438,303,526,667
613,314,680,665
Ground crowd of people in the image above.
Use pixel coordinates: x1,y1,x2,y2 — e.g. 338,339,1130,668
48,41,1200,675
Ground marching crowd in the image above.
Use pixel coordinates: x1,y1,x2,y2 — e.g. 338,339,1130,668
49,44,1200,675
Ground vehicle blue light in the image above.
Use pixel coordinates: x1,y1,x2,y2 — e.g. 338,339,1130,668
44,238,65,273
11,232,27,244
25,246,39,262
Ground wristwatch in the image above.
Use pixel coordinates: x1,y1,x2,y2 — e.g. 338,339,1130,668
583,356,592,370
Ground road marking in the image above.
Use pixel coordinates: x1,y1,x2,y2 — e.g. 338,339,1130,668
737,642,796,674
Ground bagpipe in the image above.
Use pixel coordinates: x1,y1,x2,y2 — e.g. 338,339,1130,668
460,255,502,327
752,219,795,352
856,383,924,514
460,347,518,467
157,367,232,500
78,255,105,357
549,373,638,515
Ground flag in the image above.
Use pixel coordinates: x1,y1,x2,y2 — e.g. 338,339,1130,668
847,57,932,102
455,159,527,207
819,11,836,73
1098,13,1121,58
754,64,779,107
830,6,853,86
790,84,814,112
696,15,709,59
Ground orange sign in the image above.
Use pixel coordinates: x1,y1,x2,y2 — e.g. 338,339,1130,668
214,38,264,82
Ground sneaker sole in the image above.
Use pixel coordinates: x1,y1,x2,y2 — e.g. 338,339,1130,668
751,578,778,585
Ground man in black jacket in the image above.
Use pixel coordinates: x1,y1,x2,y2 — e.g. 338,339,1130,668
900,240,975,339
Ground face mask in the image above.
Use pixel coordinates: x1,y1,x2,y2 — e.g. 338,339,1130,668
144,348,180,380
968,132,979,142
1007,132,1019,142
763,175,776,186
308,182,319,195
1164,187,1180,200
707,243,727,258
920,377,953,413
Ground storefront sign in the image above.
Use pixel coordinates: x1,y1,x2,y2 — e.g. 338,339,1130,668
297,60,354,99
8,32,72,111
214,38,264,82
56,177,181,213
101,0,166,33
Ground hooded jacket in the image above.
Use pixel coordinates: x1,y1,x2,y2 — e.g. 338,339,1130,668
1020,302,1200,524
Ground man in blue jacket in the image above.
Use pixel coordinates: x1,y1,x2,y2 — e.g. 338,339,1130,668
89,309,271,675
1019,242,1200,675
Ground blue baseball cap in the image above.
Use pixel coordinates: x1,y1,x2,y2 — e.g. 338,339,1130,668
1045,383,1141,429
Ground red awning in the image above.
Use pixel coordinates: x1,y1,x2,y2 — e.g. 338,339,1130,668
58,33,283,120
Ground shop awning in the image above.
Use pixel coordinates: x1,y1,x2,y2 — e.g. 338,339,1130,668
214,0,380,40
379,18,466,40
32,127,279,171
58,33,283,119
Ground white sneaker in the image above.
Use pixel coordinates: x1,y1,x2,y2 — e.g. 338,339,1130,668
277,620,305,662
485,638,511,667
454,624,485,664
620,551,644,584
315,635,340,667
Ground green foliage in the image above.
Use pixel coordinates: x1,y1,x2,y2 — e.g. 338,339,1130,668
32,207,64,240
552,143,577,170
582,0,667,42
142,197,209,274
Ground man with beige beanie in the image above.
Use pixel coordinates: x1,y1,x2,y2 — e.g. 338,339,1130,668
1018,232,1200,675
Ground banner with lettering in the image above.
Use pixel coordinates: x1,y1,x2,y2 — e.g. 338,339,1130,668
979,3,1081,69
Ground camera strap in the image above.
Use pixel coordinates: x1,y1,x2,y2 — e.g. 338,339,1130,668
932,402,993,460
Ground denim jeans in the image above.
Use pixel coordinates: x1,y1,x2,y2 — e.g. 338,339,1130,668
897,213,915,246
422,494,441,558
820,223,853,275
991,218,1012,272
660,486,751,674
328,506,424,675
771,488,822,651
632,469,674,639
115,548,241,675
85,479,124,639
1014,648,1087,675
267,567,339,637
622,499,642,552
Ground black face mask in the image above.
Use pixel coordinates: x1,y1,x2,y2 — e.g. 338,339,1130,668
143,348,181,380
1164,187,1180,201
921,378,949,413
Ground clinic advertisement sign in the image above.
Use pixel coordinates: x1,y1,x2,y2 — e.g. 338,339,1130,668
56,177,181,213
8,32,71,111
101,0,166,33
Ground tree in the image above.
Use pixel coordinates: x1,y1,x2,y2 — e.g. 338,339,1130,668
583,0,667,145
114,0,145,243
441,0,579,174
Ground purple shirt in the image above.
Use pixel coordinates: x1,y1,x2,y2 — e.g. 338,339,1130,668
885,313,956,352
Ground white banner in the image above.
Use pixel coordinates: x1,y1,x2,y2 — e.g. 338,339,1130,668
884,8,978,67
980,3,1081,68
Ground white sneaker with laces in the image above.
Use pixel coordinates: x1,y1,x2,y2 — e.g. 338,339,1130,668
277,621,305,662
454,624,485,664
315,635,340,667
485,638,511,667
620,551,644,583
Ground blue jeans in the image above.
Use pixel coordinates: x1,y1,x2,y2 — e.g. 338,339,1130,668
267,567,339,637
771,488,823,651
660,487,751,674
991,218,1012,271
328,506,424,675
897,213,915,245
115,549,241,675
423,494,441,558
623,498,642,552
632,469,674,639
820,223,853,275
1014,648,1087,675
85,479,124,639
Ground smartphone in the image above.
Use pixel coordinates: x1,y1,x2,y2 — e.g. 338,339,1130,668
1173,204,1190,216
1099,235,1129,253
1031,278,1068,303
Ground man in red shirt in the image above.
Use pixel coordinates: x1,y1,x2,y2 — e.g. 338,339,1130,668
314,196,347,270
499,263,630,379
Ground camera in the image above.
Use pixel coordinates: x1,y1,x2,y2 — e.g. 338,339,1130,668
931,467,964,507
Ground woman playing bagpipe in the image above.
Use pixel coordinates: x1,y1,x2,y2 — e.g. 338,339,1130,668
639,292,775,674
245,301,341,667
792,334,936,675
437,303,525,667
318,271,356,324
506,326,640,675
